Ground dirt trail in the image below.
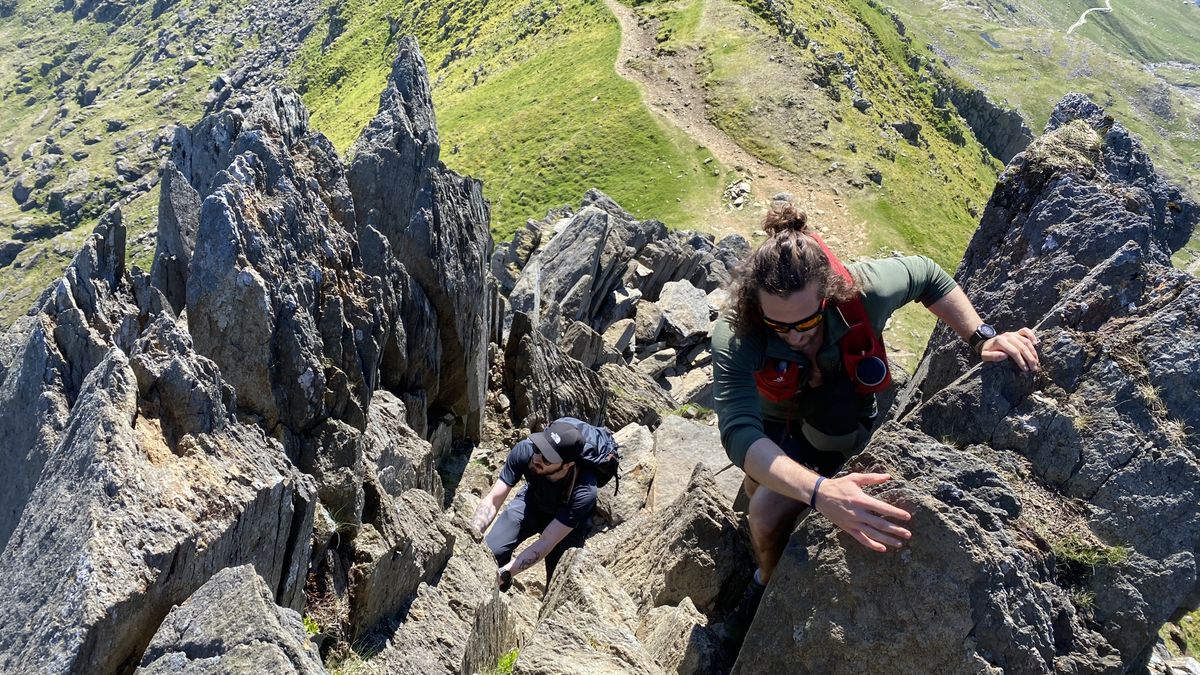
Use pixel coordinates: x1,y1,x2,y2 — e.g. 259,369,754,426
1067,0,1114,35
604,0,866,252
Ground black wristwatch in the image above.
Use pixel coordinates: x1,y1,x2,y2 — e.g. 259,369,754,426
969,323,997,354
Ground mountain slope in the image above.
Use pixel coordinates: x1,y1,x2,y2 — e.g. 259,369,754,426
292,0,728,241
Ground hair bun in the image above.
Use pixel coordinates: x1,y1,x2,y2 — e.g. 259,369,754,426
762,201,808,236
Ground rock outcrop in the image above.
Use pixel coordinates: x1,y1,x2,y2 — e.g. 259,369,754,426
595,466,754,618
0,256,314,674
349,37,494,443
494,188,745,435
135,565,328,675
738,94,1200,674
0,39,504,675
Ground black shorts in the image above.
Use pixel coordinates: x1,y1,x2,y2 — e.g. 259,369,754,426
764,376,870,478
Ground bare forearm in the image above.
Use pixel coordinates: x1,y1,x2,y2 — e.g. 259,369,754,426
470,500,497,534
926,287,983,340
744,437,820,505
505,542,550,578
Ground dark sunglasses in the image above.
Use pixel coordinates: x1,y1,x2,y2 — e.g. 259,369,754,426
762,299,826,335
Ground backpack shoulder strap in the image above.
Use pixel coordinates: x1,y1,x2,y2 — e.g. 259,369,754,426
808,234,892,394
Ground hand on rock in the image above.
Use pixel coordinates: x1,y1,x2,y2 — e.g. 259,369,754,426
497,567,513,592
814,473,912,553
981,327,1040,372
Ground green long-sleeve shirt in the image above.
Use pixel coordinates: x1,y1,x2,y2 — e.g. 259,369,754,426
711,255,958,468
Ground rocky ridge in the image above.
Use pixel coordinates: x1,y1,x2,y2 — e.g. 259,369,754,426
0,37,758,675
1,30,1198,675
739,94,1200,674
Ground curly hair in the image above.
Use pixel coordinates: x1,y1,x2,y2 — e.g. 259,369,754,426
728,201,860,337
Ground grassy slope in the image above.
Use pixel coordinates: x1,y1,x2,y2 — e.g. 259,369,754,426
292,0,726,242
629,0,1004,365
643,0,1002,271
883,0,1200,269
0,0,238,326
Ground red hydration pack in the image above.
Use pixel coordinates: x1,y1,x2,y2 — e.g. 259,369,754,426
754,234,891,400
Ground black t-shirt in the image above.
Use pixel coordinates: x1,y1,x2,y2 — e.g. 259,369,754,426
499,439,598,528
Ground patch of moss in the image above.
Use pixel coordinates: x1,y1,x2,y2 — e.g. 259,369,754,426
491,648,519,675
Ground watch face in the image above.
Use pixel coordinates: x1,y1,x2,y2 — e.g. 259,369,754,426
980,324,997,339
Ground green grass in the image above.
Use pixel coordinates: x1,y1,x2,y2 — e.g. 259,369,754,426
1162,608,1200,657
883,0,1200,202
670,402,714,417
491,648,519,675
303,615,322,636
687,0,1001,267
293,0,727,241
0,0,241,326
1051,533,1130,572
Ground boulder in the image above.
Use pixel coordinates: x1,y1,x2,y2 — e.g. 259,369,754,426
657,280,712,348
634,299,665,343
346,488,453,638
515,548,660,675
637,598,721,675
597,361,676,430
595,423,656,527
364,389,440,498
593,465,754,617
372,512,528,675
135,565,328,674
504,311,607,430
602,317,636,355
649,415,742,510
636,347,677,380
662,365,714,409
562,320,605,369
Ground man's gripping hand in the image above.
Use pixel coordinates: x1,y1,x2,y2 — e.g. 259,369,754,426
814,473,912,553
980,327,1040,372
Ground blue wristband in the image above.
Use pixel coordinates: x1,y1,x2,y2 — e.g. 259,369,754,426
811,476,825,509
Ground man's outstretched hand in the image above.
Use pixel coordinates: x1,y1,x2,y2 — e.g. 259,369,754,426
814,473,912,553
981,327,1040,372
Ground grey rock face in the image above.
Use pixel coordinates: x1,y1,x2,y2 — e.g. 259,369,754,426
906,94,1198,408
150,167,201,314
637,598,721,675
349,37,493,442
597,361,676,430
740,94,1200,674
347,488,452,638
136,565,328,675
594,465,754,617
595,423,657,527
504,310,608,430
184,89,388,439
941,83,1034,163
0,330,314,674
657,280,712,348
0,211,136,551
372,506,526,675
648,415,743,511
515,548,661,675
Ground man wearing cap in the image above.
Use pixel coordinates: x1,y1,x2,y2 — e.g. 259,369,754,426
470,420,599,589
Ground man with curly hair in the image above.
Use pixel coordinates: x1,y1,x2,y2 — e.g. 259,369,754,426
712,200,1039,640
